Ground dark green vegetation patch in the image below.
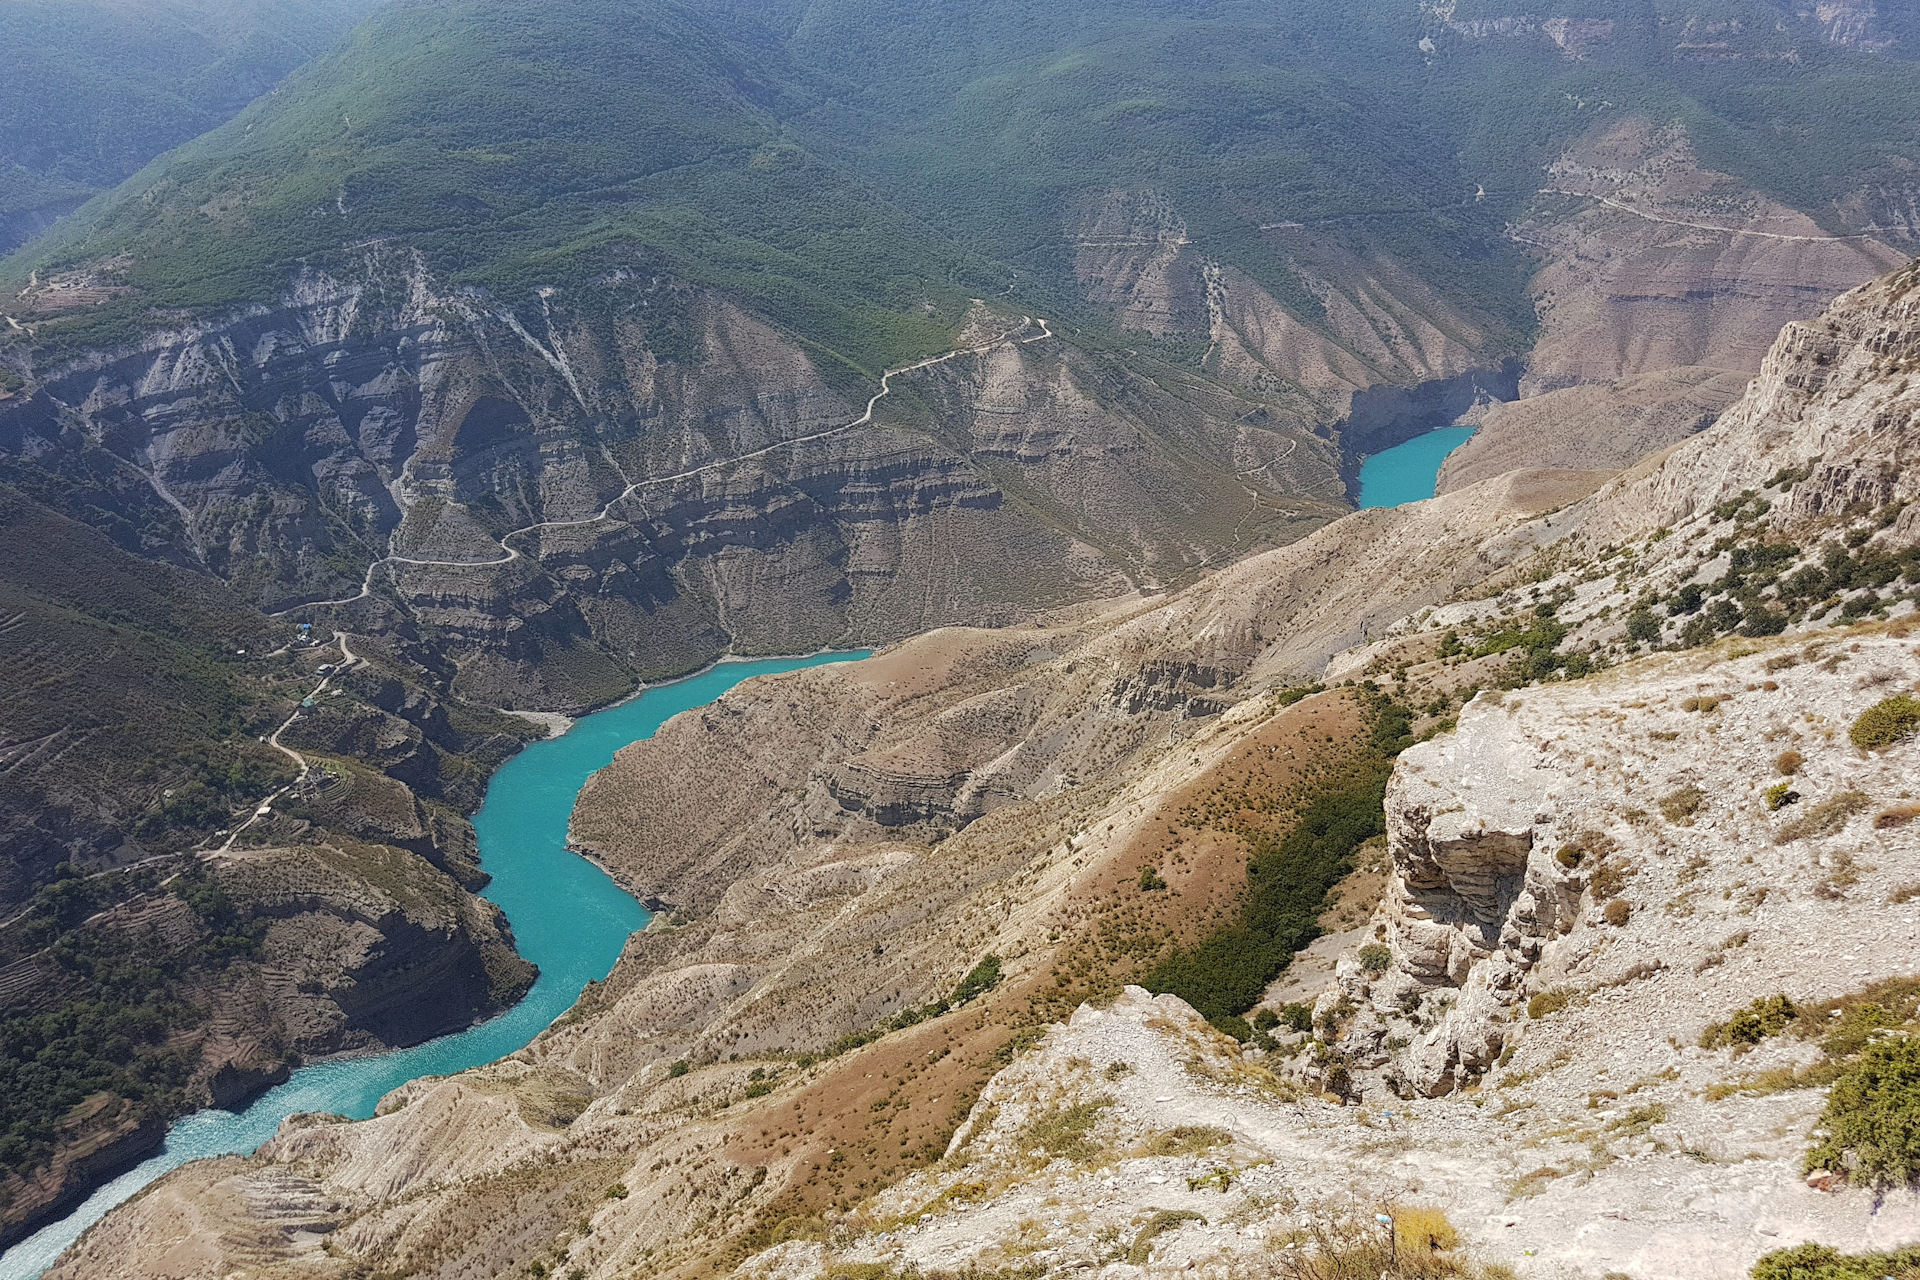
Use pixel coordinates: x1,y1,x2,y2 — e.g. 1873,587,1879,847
1751,1241,1920,1280
1144,694,1412,1027
1852,695,1920,751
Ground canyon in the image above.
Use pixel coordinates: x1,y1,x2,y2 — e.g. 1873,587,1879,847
41,232,1920,1280
5,2,1920,1264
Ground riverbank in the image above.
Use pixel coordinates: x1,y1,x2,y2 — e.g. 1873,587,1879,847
0,651,867,1280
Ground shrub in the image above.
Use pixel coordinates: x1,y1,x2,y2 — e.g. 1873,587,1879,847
1358,943,1393,975
1138,866,1168,890
667,1060,689,1078
1659,786,1706,823
1143,1125,1227,1156
1602,899,1632,927
1144,724,1398,1020
1128,1209,1206,1264
1252,1008,1281,1032
605,1183,628,1199
950,955,1002,1005
1212,1015,1252,1042
1775,749,1804,776
1751,1242,1920,1280
1774,790,1870,843
1020,1098,1113,1163
1765,782,1800,811
1609,1103,1667,1135
1876,803,1920,829
1806,1034,1920,1187
1850,695,1920,751
1391,1204,1460,1254
1279,1002,1314,1033
1275,1207,1488,1278
1701,995,1797,1049
1528,988,1572,1019
1625,609,1662,643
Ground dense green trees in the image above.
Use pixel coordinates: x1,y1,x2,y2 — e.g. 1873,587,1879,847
13,0,1920,378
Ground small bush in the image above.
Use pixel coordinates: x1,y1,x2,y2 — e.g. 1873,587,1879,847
1275,1208,1488,1278
1252,1008,1281,1032
1391,1204,1460,1254
1020,1098,1113,1163
667,1060,689,1078
1751,1241,1920,1280
1765,782,1800,811
605,1183,628,1200
1875,803,1920,829
1528,988,1573,1019
1775,790,1870,844
1659,786,1706,824
1143,1125,1227,1157
1590,856,1633,900
1681,695,1720,713
1701,995,1797,1049
1806,1034,1920,1187
1278,1002,1314,1033
1602,899,1632,927
1128,1209,1205,1264
1851,695,1920,751
1138,866,1168,891
1358,943,1393,974
1609,1103,1667,1135
1776,749,1804,776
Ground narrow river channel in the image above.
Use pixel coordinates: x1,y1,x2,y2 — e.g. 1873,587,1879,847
0,651,868,1279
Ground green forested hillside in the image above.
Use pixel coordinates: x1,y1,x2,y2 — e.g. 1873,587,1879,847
9,0,1920,373
0,0,384,253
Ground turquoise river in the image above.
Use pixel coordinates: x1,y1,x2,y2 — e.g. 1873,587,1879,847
1356,425,1475,508
0,651,868,1280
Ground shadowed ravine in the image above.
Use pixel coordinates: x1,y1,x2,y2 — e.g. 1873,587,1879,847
0,652,867,1280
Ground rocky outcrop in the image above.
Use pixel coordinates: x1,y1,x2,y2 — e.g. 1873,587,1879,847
1325,626,1920,1103
0,836,534,1249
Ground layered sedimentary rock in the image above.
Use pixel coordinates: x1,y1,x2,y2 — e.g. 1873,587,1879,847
1517,117,1907,394
4,255,1346,712
0,836,533,1247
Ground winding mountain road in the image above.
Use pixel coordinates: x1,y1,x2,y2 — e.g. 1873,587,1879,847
275,316,1053,616
1536,189,1897,244
213,632,361,852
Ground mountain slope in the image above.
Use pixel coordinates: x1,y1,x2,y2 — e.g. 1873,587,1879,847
0,0,383,255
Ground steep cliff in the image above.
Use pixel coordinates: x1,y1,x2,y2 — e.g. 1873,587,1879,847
2,256,1345,713
0,835,533,1249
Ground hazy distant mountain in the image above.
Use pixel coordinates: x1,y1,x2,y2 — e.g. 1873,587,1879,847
0,0,384,253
